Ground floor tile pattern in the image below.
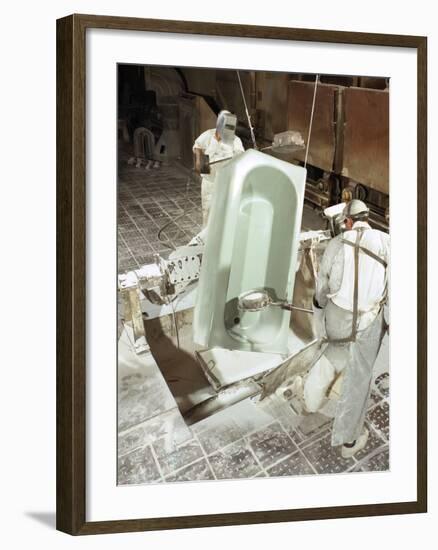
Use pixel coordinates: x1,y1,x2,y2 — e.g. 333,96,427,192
118,157,202,273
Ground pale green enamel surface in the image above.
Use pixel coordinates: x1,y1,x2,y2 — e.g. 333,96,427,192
194,150,306,355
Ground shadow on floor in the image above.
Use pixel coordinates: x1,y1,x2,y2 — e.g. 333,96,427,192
25,511,56,529
144,316,215,413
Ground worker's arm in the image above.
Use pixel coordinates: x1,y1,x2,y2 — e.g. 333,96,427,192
193,130,211,174
314,237,342,308
193,148,203,174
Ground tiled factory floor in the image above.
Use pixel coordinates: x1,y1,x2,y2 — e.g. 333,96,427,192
119,391,389,484
118,154,203,273
117,155,390,484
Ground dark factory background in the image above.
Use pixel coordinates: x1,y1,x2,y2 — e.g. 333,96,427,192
117,65,389,273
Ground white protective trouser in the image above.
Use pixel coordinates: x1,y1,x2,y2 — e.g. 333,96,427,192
201,176,215,228
304,300,386,446
303,354,344,413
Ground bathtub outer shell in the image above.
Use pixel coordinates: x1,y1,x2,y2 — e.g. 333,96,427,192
193,149,306,354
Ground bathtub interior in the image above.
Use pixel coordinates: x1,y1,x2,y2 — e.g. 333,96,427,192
193,149,306,355
224,165,299,348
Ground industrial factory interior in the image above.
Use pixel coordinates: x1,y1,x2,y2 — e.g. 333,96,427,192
117,64,390,485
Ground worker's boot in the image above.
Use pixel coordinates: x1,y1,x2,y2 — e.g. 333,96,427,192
341,428,369,458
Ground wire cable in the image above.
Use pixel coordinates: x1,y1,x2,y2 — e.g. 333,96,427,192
304,74,319,169
236,70,258,150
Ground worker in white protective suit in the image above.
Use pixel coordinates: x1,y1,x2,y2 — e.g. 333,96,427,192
193,110,244,227
294,199,389,458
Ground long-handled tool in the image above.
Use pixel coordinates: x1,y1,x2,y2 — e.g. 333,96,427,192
198,128,305,174
237,288,314,314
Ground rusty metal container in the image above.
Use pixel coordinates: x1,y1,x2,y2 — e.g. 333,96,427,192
342,87,389,195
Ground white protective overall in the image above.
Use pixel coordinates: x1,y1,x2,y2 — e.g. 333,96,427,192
306,220,389,446
193,113,244,227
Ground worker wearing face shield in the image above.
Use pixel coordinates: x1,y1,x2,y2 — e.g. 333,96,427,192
293,200,389,457
193,110,244,227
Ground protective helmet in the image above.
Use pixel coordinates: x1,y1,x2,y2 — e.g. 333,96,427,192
342,199,369,220
216,110,237,145
323,202,346,236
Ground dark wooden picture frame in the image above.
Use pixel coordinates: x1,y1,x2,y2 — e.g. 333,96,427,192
57,13,427,535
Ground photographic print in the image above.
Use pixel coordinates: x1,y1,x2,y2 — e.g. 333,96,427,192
116,65,390,485
57,14,427,534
